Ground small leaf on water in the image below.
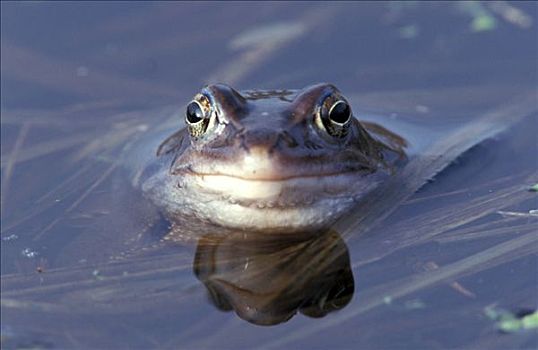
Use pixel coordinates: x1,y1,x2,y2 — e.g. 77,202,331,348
485,306,538,333
498,317,522,333
521,311,538,330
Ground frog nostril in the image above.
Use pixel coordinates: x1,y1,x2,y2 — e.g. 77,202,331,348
237,129,299,155
279,131,298,148
240,129,277,149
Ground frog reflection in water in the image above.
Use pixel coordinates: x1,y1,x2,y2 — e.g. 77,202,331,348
193,230,354,326
138,84,407,324
141,83,407,233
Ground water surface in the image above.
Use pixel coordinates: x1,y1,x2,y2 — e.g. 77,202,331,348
1,2,537,349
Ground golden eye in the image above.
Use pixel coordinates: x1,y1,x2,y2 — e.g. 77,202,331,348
315,98,352,138
185,95,211,137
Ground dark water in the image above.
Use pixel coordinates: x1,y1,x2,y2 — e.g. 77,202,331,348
1,2,537,349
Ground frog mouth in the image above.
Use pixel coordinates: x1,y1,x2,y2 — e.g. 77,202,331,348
165,170,385,232
181,172,376,206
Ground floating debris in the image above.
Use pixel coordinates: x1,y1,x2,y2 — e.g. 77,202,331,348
529,183,538,192
20,248,38,258
382,296,426,310
497,210,538,218
1,234,18,242
484,306,538,333
404,299,426,310
92,269,104,281
423,261,476,298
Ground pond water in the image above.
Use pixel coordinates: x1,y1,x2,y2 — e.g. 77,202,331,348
1,2,537,349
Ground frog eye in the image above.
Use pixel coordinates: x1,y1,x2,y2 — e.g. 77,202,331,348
315,99,352,138
328,101,351,124
185,96,211,137
186,101,205,123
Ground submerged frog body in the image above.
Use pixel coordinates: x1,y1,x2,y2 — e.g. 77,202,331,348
140,84,407,233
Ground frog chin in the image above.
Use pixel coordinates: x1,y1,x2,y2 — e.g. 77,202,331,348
193,196,358,233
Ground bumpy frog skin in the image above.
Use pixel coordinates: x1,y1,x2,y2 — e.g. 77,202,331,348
140,84,407,233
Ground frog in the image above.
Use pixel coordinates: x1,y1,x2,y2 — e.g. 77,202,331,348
138,83,407,234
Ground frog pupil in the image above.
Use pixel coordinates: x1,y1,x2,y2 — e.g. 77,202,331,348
186,102,204,124
329,101,350,124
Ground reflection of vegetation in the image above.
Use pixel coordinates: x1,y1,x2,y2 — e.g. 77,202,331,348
398,24,419,39
458,1,498,32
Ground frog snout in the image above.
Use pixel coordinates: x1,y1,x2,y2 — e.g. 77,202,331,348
238,128,288,154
